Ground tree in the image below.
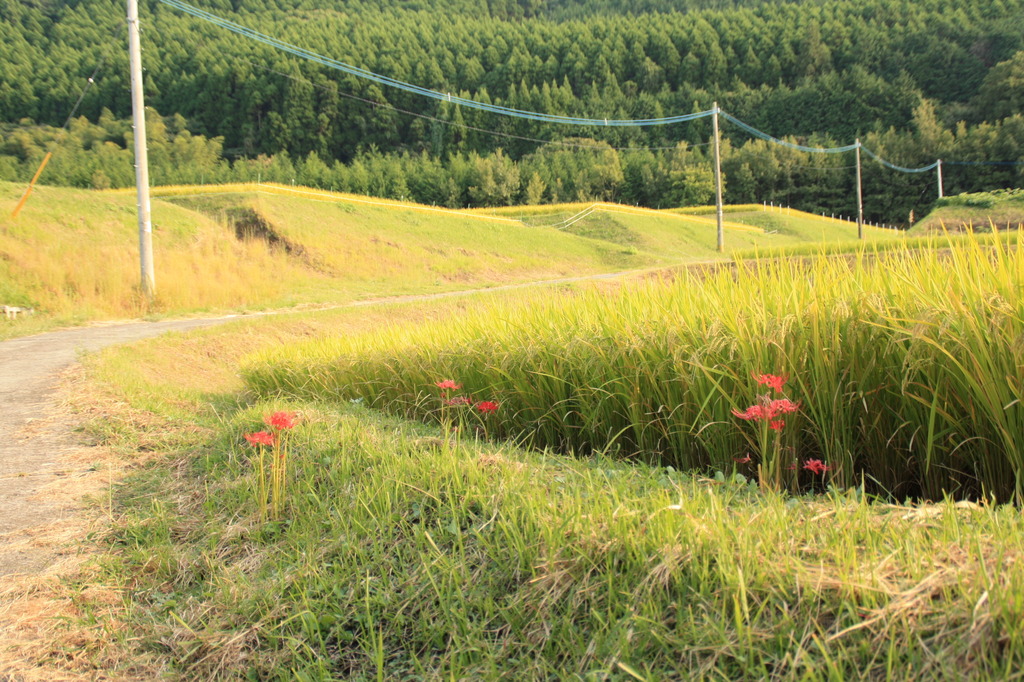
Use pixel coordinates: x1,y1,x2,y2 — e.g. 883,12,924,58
973,51,1024,122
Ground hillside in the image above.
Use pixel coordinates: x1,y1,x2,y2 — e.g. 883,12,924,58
0,181,897,330
911,189,1024,234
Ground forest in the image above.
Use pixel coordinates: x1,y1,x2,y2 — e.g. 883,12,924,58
1,0,1022,223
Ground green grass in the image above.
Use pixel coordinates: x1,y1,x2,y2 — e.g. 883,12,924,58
97,399,1024,680
163,189,658,295
914,189,1024,234
243,233,1024,501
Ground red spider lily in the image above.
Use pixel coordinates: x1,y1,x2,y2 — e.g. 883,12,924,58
265,411,299,430
803,459,830,475
769,420,785,431
768,398,800,415
435,380,462,390
754,373,788,393
244,431,275,447
733,454,752,464
476,401,499,413
731,404,769,421
445,396,473,406
734,397,801,423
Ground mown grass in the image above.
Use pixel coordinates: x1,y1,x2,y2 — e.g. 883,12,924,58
70,290,1024,680
0,182,655,332
244,232,1024,501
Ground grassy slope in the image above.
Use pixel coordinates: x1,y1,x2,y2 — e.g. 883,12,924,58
0,183,317,325
911,190,1024,234
913,206,1024,234
70,280,1024,680
2,182,907,338
170,190,650,289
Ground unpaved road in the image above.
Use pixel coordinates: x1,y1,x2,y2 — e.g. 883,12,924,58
0,316,240,577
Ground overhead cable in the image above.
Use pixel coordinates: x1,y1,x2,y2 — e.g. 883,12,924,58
157,0,714,127
860,146,939,173
720,112,859,154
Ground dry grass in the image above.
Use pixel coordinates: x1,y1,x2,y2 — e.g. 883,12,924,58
0,367,176,681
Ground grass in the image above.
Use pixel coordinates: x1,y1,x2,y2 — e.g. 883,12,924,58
0,182,313,327
95,400,1024,680
243,232,1024,501
2,182,907,338
13,183,1024,678
57,288,1024,679
913,189,1024,234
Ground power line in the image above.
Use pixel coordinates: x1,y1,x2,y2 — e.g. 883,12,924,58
157,0,714,127
239,59,705,153
860,146,938,173
947,160,1024,166
720,112,859,154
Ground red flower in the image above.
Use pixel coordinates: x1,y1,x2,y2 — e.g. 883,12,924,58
476,401,499,413
802,459,830,475
731,405,768,421
244,431,275,447
265,411,299,430
733,454,752,464
769,420,785,431
445,396,472,406
754,373,788,393
435,380,462,390
768,399,800,416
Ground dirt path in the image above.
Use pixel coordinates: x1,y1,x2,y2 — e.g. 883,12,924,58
0,316,243,577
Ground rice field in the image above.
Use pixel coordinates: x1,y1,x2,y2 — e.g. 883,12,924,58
244,232,1024,502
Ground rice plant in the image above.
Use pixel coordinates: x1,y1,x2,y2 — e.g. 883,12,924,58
245,232,1024,501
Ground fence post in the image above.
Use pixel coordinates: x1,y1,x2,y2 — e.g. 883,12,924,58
712,102,724,252
855,139,864,240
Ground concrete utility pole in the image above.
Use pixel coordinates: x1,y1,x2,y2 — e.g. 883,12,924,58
855,138,864,240
127,0,155,299
712,102,724,252
937,159,944,199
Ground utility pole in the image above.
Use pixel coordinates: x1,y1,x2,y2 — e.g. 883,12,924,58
937,159,944,199
128,0,155,299
855,138,863,240
712,102,724,252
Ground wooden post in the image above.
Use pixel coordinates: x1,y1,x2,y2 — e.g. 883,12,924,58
10,152,53,219
712,102,724,252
